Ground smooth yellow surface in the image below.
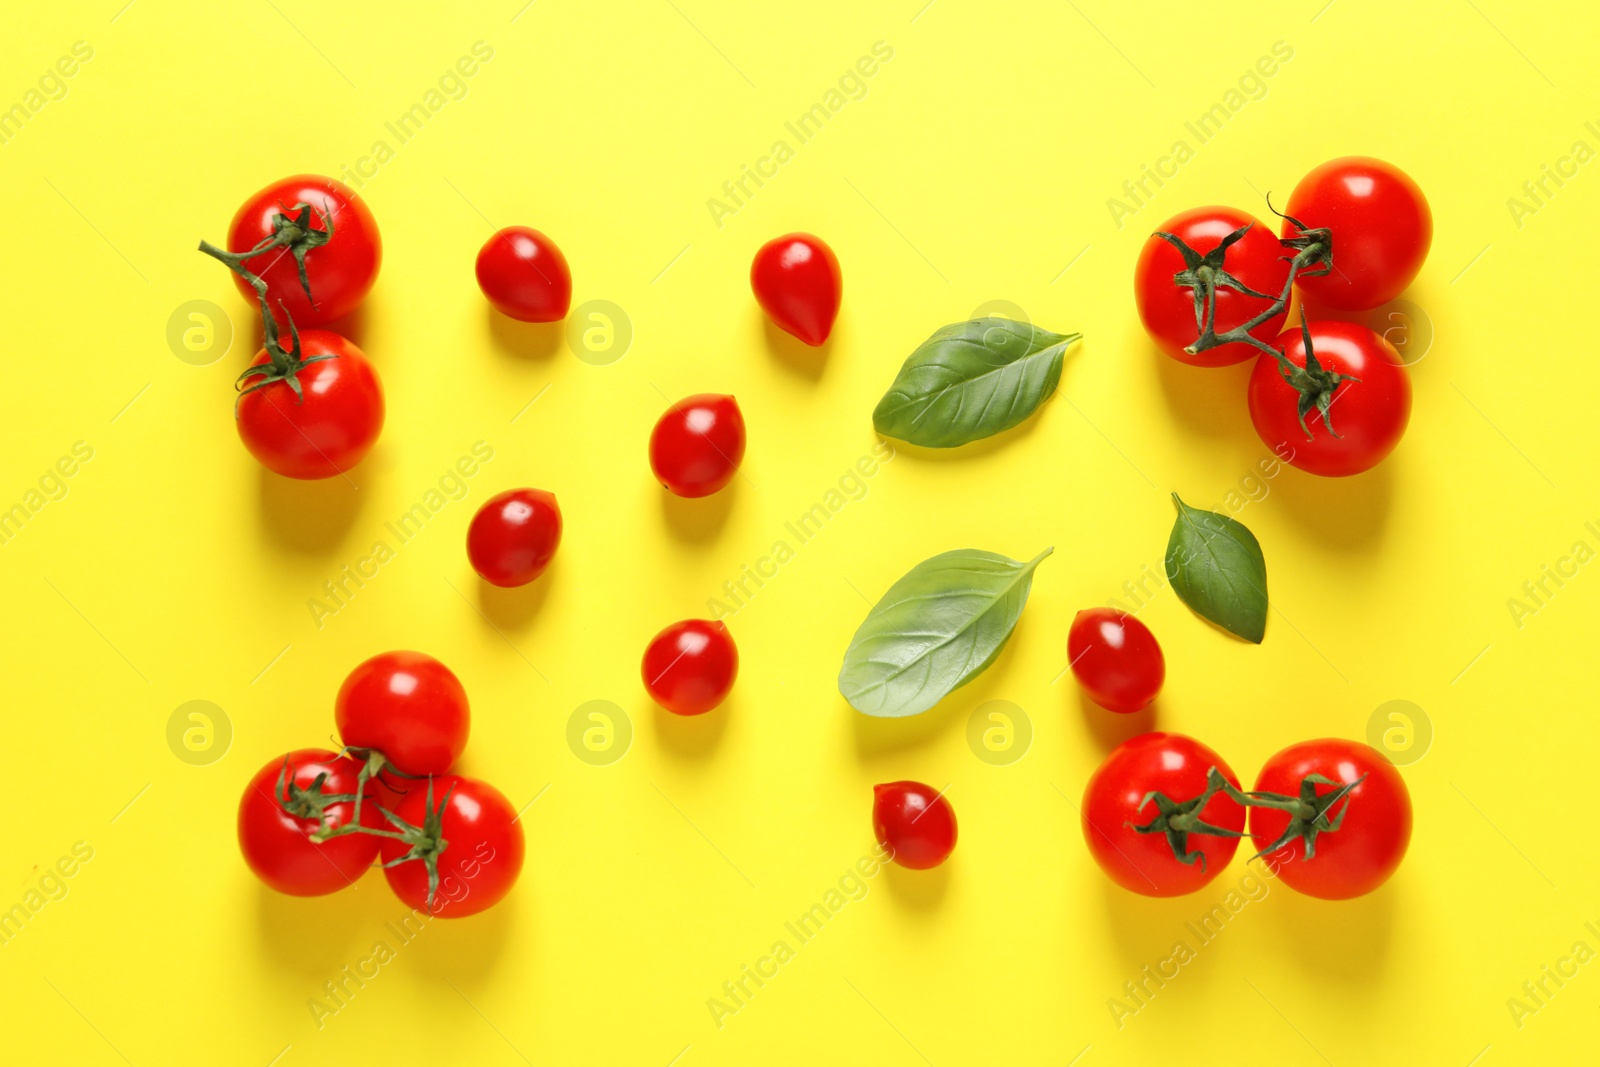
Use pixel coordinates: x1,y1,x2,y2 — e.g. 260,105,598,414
3,2,1597,1063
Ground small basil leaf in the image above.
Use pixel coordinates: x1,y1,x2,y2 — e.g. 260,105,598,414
839,547,1052,717
873,317,1081,448
1164,493,1267,643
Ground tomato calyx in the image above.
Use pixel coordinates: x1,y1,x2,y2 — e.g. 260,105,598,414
372,776,455,909
1155,223,1281,353
1271,316,1362,440
274,757,359,836
1230,772,1368,862
1129,767,1248,872
207,202,335,309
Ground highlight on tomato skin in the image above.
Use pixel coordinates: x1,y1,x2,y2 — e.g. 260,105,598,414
872,781,957,869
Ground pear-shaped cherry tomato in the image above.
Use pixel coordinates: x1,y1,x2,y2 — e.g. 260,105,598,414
649,394,745,498
467,488,561,587
476,226,572,322
1068,608,1164,713
873,781,957,869
642,619,737,715
751,233,841,346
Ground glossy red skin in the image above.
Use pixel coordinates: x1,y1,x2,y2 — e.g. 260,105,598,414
380,775,525,918
1249,321,1411,477
237,749,380,896
1082,733,1244,896
1250,739,1412,900
227,175,381,328
335,651,470,776
475,226,572,322
467,488,562,587
237,331,383,480
642,619,737,715
873,781,957,869
1135,206,1290,367
649,393,746,498
1068,608,1165,713
1284,157,1432,311
751,232,842,346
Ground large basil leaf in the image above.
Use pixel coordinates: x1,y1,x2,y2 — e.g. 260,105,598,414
1164,493,1267,643
839,547,1052,717
872,317,1081,448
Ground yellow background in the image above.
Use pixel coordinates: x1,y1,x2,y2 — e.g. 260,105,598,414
2,1,1595,1063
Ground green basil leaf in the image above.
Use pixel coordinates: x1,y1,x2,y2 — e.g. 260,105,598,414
839,547,1052,717
872,317,1081,448
1164,493,1267,643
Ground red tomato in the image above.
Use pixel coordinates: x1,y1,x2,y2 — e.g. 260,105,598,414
750,232,842,346
1283,157,1432,311
872,780,957,869
649,393,746,498
475,226,572,323
1249,739,1412,900
237,749,380,896
642,619,737,715
237,330,383,480
467,488,562,587
1248,320,1411,477
380,775,525,917
1082,733,1245,896
335,651,470,776
226,175,381,328
1068,608,1164,713
1134,206,1290,367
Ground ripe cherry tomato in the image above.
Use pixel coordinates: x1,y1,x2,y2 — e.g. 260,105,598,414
872,780,957,869
1249,739,1412,900
237,330,384,480
226,175,381,328
642,619,737,715
750,232,842,346
467,488,562,587
1283,157,1432,311
1082,733,1245,896
1068,608,1164,713
237,749,380,896
649,393,746,498
380,775,525,918
1134,206,1290,367
335,651,470,776
1248,320,1411,477
475,226,572,323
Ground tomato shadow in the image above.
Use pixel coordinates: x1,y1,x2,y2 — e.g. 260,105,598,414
488,308,564,360
1077,689,1158,753
252,869,384,977
651,697,731,759
476,564,556,631
759,308,831,382
1268,457,1395,552
659,481,737,544
406,894,517,985
881,858,951,912
257,465,365,554
1152,346,1257,443
1262,871,1398,981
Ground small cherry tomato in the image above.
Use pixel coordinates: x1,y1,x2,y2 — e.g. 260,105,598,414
475,226,572,322
237,329,384,480
1082,733,1245,896
872,781,957,869
335,651,470,776
467,488,562,587
649,393,746,498
1068,608,1164,713
1284,157,1432,311
226,175,381,328
642,619,737,715
380,775,525,918
1248,320,1411,477
1134,206,1291,367
751,232,842,346
237,749,380,896
1249,739,1412,900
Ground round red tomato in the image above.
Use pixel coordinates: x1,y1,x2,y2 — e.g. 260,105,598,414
642,619,737,715
335,651,470,776
380,775,525,917
751,232,842,346
475,226,572,322
1068,608,1164,714
1135,206,1290,367
467,488,562,587
1248,320,1411,477
872,781,957,869
649,393,746,498
1249,739,1411,900
237,330,383,480
238,749,380,896
1082,733,1245,896
226,175,381,328
1283,157,1432,311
